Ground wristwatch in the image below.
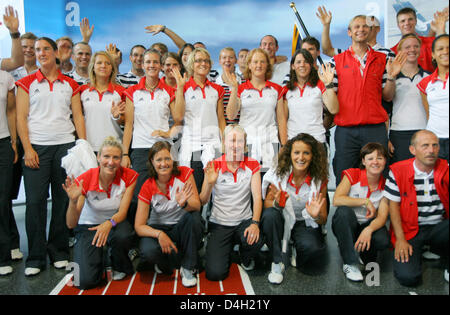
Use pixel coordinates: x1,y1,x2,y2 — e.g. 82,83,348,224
251,220,260,227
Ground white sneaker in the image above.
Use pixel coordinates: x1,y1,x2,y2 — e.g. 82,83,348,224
268,262,285,284
112,271,127,281
11,248,23,260
422,251,440,260
291,246,297,267
0,266,13,276
343,264,363,282
53,260,69,269
180,267,197,287
445,269,449,283
260,244,269,252
24,267,41,276
241,259,255,271
154,264,163,274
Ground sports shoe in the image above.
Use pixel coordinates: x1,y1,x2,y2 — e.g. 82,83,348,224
53,260,69,269
422,251,440,260
112,271,127,281
290,246,297,267
268,262,285,284
445,269,449,283
11,248,23,260
343,264,363,282
180,267,197,287
24,267,41,276
241,259,255,271
0,266,13,276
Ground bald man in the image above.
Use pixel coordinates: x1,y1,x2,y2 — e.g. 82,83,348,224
384,130,449,286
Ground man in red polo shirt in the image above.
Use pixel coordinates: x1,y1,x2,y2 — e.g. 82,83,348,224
391,7,448,73
330,15,405,186
384,130,449,286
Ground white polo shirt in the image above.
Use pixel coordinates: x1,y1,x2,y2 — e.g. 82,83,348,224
238,80,282,167
282,81,327,143
80,83,126,152
125,77,175,149
209,155,261,227
342,168,386,224
417,70,449,138
271,60,290,86
0,70,15,139
76,166,138,225
15,69,80,145
138,166,194,225
180,77,224,162
391,68,429,131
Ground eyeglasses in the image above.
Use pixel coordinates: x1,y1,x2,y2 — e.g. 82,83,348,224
194,58,211,64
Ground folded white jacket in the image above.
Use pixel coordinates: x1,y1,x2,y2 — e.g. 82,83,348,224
61,139,98,178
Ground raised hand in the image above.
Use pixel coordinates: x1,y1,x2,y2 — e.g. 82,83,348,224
386,51,407,79
171,67,187,88
3,6,19,32
111,100,125,119
105,43,122,66
204,161,219,186
80,17,94,42
175,182,193,208
318,62,335,85
316,6,332,26
222,69,238,88
62,176,83,203
144,24,165,35
305,192,325,219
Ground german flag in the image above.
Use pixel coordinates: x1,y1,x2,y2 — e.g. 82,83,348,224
291,23,302,57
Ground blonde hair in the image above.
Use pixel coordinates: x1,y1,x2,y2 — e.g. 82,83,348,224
397,33,422,51
348,15,368,30
222,124,248,154
88,51,118,88
243,48,273,81
98,136,123,156
185,47,212,78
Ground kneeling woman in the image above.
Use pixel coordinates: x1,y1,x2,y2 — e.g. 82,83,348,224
332,142,390,282
261,133,329,284
201,124,264,281
134,141,203,288
64,137,137,289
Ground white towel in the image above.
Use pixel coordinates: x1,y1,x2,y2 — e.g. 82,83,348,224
61,139,98,178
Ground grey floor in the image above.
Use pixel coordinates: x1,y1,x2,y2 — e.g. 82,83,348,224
1,195,449,295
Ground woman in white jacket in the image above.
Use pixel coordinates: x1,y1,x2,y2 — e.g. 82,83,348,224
261,133,329,284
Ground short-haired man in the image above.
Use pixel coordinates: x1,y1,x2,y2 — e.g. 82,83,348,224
391,7,448,72
384,130,449,285
259,35,290,86
56,36,75,73
117,44,145,88
65,42,92,85
10,32,38,81
329,15,406,186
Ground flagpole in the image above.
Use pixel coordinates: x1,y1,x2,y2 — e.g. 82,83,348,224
290,2,324,66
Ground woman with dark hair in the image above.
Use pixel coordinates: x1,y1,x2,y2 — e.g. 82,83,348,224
283,49,338,143
134,141,203,288
332,142,390,282
261,133,329,284
178,43,195,69
16,37,86,276
417,34,449,162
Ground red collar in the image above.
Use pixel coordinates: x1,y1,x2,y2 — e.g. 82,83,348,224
288,172,312,194
359,169,385,193
89,82,115,94
86,167,124,198
219,154,247,174
135,77,166,91
148,175,176,200
36,69,66,83
429,69,449,84
185,76,212,89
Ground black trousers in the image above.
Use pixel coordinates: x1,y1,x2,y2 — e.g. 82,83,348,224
333,124,388,186
205,218,264,281
0,137,14,267
73,221,135,290
139,211,204,273
261,207,326,267
331,206,390,265
393,219,449,287
389,129,418,164
22,142,74,269
128,148,151,226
